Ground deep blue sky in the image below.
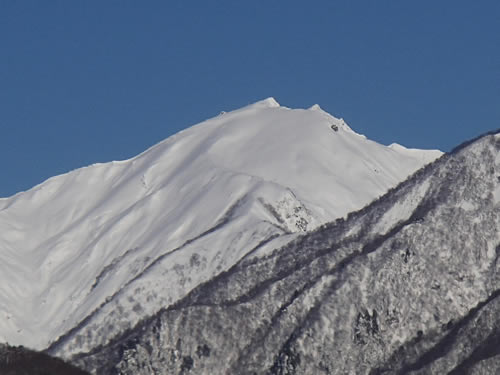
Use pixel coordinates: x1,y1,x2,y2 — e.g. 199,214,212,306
1,1,499,197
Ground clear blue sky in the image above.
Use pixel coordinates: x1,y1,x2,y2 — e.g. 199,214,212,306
1,1,499,197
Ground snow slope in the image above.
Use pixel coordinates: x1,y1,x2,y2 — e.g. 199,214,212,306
0,98,441,352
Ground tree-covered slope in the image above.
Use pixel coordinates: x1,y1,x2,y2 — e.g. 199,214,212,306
71,130,500,374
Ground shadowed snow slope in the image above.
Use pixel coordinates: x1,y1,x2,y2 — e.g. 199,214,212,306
0,98,441,352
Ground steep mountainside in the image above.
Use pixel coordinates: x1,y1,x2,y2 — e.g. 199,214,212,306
69,130,500,374
0,98,440,353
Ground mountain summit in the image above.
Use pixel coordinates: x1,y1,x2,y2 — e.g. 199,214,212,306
0,99,441,355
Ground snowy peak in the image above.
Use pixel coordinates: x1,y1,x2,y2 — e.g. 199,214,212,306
0,98,442,353
308,103,322,111
252,97,281,108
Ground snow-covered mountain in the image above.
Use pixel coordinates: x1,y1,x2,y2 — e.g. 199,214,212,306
0,98,441,355
71,129,500,375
